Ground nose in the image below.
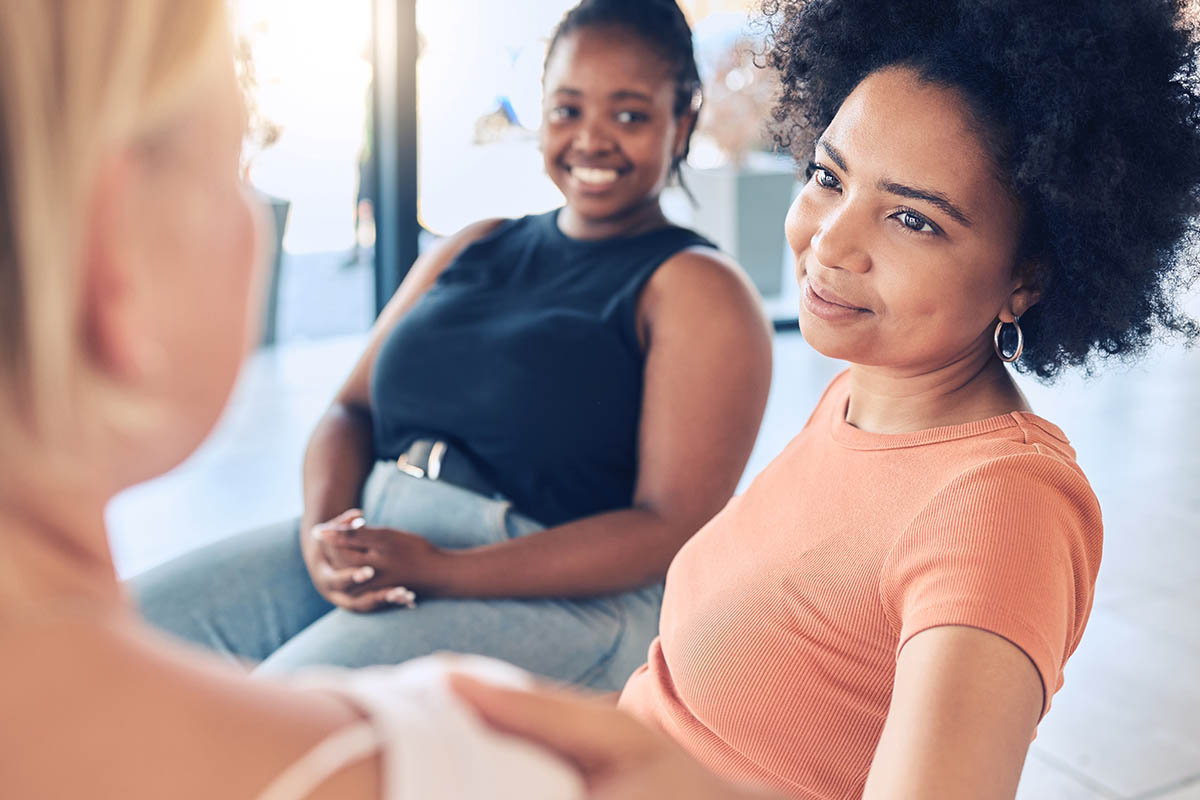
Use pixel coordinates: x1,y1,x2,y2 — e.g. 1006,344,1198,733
810,202,872,274
571,116,615,155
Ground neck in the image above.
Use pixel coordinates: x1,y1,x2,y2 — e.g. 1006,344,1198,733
557,196,669,241
0,477,125,624
845,343,1031,434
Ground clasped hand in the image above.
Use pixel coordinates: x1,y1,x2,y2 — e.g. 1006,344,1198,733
305,508,448,612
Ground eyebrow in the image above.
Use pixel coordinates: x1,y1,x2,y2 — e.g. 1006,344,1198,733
819,139,850,173
610,89,653,103
878,180,974,228
817,139,975,228
552,87,654,103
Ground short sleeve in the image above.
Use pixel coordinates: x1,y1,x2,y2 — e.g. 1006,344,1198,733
879,452,1103,716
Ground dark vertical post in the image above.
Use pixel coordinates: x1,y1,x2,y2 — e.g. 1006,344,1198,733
371,0,420,316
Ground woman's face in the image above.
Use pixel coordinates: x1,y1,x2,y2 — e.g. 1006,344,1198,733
786,67,1031,373
540,26,688,224
116,55,264,477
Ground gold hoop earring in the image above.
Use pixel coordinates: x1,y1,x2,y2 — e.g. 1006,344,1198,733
993,317,1024,363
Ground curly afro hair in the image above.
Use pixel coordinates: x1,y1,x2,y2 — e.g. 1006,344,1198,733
763,0,1200,379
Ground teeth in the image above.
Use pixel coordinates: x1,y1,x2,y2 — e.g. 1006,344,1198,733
571,167,619,185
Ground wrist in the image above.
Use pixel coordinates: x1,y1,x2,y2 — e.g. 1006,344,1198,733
299,524,322,573
300,503,357,548
429,546,481,598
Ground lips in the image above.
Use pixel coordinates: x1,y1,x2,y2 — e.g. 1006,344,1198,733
808,280,868,311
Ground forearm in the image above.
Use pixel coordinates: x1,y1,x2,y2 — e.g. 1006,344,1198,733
300,402,376,536
436,506,695,598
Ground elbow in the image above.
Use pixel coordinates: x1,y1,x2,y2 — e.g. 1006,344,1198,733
635,503,714,581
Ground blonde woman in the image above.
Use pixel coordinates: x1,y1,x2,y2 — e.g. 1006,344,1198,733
0,3,589,798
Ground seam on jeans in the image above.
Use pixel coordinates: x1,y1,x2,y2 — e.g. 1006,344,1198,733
569,597,628,689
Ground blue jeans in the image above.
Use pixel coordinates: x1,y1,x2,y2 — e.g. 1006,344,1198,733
131,461,663,691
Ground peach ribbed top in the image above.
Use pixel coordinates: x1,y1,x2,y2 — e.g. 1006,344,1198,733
619,371,1103,799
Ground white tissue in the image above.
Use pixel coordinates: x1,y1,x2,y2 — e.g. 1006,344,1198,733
286,653,587,800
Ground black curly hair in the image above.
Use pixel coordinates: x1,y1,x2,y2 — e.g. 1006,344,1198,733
763,0,1200,378
546,0,703,192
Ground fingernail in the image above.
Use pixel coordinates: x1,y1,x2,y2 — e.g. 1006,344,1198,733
349,517,367,530
386,587,416,607
352,566,375,583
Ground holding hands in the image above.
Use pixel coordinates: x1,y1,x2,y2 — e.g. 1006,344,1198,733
450,676,784,800
304,508,445,612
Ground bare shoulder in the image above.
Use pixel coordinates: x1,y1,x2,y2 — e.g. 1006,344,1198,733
639,245,771,342
0,616,378,799
647,245,760,301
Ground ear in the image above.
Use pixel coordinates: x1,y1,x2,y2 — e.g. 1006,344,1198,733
81,154,164,385
673,108,698,161
999,259,1043,323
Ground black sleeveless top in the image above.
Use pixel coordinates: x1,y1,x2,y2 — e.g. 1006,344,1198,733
369,209,714,526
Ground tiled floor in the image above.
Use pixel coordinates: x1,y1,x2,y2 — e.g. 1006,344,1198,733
109,320,1200,798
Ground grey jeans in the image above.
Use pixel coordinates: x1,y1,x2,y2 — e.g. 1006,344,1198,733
131,461,663,690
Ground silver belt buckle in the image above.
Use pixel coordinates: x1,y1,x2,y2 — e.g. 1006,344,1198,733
395,454,425,478
427,440,447,480
396,440,447,481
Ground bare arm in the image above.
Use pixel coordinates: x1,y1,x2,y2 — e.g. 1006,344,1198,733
862,625,1044,800
299,219,504,571
427,248,773,598
2,618,382,800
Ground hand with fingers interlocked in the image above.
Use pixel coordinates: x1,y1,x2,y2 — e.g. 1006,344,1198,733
302,508,452,613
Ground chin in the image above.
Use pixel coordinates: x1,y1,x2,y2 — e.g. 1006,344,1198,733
137,390,232,481
563,192,626,220
118,425,206,490
796,314,862,363
556,181,642,221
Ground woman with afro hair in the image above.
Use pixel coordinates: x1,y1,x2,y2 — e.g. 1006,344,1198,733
453,1,1200,798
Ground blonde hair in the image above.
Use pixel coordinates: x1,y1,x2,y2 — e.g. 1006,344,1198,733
0,0,228,455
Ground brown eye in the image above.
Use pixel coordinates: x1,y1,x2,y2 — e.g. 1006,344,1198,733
809,165,839,189
898,211,935,233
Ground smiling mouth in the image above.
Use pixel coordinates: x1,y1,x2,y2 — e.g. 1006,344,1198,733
567,165,623,187
809,281,867,311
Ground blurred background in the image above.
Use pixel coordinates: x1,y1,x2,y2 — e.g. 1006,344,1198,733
229,0,793,346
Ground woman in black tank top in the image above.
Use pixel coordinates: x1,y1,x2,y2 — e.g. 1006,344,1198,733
133,0,772,689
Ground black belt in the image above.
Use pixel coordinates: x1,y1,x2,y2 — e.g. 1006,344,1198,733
393,438,502,499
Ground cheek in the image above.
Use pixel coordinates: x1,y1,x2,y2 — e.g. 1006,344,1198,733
784,191,816,258
162,181,262,395
540,126,569,183
196,189,262,428
191,190,258,321
220,187,266,357
949,264,1013,331
883,251,1010,349
644,124,677,176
